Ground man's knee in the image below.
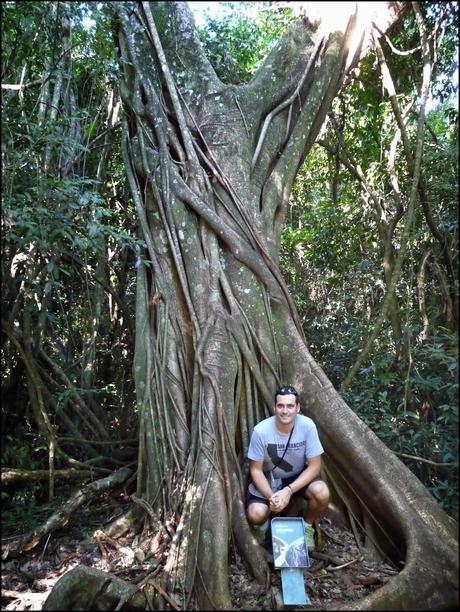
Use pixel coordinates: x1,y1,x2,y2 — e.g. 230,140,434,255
247,503,270,524
306,480,330,505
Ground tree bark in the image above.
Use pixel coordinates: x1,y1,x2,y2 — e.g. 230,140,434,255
112,2,458,609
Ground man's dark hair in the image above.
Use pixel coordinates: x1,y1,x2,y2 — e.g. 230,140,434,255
274,385,299,402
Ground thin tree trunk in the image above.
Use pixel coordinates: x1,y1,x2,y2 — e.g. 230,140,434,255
340,6,433,391
323,117,406,361
374,34,457,328
80,88,121,393
417,248,432,342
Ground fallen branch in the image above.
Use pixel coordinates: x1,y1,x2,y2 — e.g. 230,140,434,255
144,577,181,610
1,468,94,484
306,559,325,574
1,466,133,560
1,79,43,90
1,590,47,604
327,556,362,571
310,550,348,566
356,573,389,585
317,524,346,546
394,451,456,467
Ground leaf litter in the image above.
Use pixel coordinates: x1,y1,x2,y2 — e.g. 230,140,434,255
1,499,399,610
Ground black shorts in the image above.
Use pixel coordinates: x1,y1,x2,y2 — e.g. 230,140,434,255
246,491,270,506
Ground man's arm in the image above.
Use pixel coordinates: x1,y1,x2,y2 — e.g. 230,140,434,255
249,459,274,500
288,455,322,493
268,455,322,512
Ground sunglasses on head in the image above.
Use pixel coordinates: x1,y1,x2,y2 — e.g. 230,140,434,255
275,385,299,397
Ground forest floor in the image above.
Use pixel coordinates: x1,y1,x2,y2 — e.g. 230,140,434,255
1,491,400,611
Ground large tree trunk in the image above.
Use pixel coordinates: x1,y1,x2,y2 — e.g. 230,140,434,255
112,2,458,609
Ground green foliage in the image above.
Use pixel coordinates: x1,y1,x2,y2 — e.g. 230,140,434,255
197,2,295,83
1,432,46,532
1,1,139,460
341,328,458,519
420,2,458,103
2,435,43,470
1,428,81,534
2,489,43,533
2,486,69,534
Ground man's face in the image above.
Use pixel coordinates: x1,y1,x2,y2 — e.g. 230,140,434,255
274,393,300,426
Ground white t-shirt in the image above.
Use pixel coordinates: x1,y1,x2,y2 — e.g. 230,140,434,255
247,414,324,499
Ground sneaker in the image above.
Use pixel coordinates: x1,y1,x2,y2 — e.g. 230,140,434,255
304,522,315,551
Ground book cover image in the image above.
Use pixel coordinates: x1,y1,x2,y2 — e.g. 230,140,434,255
271,517,310,568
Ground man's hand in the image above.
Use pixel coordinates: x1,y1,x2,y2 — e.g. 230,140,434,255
269,486,292,513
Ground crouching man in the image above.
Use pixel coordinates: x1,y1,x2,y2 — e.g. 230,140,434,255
246,385,330,549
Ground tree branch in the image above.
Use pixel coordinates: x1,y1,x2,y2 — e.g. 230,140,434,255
263,22,358,231
251,34,326,170
394,451,456,467
1,468,95,484
247,20,318,122
143,1,221,99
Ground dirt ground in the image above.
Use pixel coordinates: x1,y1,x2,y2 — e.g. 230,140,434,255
229,512,400,609
1,497,400,610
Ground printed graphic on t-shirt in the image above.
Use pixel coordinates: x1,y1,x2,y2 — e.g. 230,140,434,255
267,444,293,472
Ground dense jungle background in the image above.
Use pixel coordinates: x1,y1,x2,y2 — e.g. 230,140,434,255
1,1,458,610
